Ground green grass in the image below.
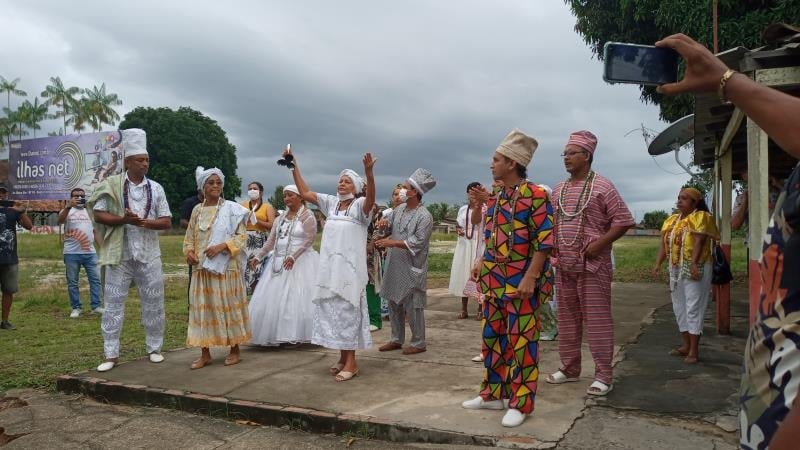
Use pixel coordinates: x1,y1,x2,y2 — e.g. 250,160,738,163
2,233,748,394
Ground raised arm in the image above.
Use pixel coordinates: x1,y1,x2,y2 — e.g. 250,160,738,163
656,33,800,159
284,147,319,205
362,152,377,215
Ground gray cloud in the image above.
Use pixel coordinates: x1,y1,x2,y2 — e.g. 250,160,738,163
3,0,694,219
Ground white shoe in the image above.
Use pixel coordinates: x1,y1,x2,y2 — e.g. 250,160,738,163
149,353,165,363
92,306,105,314
97,361,116,372
462,396,504,410
471,354,484,362
369,325,379,332
501,408,527,427
70,309,81,318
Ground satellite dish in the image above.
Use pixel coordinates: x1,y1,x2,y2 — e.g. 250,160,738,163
647,114,698,175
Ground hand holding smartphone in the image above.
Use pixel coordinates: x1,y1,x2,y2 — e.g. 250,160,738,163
603,42,679,86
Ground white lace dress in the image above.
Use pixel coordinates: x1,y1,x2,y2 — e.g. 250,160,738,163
248,208,319,345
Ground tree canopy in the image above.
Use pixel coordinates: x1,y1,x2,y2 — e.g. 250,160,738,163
267,185,286,211
641,209,669,229
119,106,241,220
566,0,800,121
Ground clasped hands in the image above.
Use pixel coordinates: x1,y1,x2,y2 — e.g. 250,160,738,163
186,243,229,265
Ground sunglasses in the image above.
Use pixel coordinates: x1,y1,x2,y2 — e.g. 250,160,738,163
277,153,295,169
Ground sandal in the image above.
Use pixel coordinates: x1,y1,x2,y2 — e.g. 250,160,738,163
335,369,359,382
457,311,469,319
684,355,699,364
224,354,241,366
329,363,345,375
587,380,613,396
475,312,483,321
545,370,580,384
669,348,688,357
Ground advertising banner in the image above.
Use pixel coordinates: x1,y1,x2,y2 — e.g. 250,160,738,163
8,131,126,200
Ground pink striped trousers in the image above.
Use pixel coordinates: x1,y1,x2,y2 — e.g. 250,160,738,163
555,264,614,385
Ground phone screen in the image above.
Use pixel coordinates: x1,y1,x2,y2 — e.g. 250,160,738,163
603,42,679,86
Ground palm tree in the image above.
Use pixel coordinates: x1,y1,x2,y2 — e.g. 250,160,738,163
41,76,80,136
21,97,51,138
66,98,90,134
3,107,29,143
0,76,27,147
83,83,122,131
0,116,9,151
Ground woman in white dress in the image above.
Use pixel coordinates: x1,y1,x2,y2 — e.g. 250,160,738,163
248,185,319,345
448,181,484,319
286,147,376,382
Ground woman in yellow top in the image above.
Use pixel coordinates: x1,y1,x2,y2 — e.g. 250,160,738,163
653,187,719,364
241,181,276,295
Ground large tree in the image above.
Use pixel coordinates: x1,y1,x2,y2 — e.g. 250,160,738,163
119,106,242,222
0,76,27,147
566,1,800,121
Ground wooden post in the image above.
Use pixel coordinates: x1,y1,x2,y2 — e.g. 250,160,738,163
746,115,769,324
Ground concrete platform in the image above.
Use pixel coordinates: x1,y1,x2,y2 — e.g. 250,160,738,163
56,284,669,448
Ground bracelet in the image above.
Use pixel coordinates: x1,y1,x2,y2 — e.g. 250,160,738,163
717,69,737,103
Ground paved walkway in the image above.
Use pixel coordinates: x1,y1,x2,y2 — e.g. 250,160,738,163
2,283,745,449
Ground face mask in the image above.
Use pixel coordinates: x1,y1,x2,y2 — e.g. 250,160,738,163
397,188,408,203
247,189,260,200
337,193,355,201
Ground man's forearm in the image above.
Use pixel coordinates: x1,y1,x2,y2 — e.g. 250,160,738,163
93,211,125,226
523,249,552,280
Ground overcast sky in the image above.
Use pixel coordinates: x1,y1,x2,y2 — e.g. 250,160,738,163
2,1,695,219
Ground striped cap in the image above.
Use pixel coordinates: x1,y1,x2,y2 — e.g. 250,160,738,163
566,130,598,154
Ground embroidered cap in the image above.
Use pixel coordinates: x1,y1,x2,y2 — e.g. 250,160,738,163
566,130,598,154
495,129,538,167
407,168,436,194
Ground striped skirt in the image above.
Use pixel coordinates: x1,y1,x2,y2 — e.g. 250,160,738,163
187,267,252,348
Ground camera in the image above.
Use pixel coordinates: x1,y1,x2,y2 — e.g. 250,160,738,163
78,196,87,205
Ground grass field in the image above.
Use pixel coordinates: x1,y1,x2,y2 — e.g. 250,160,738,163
0,233,748,394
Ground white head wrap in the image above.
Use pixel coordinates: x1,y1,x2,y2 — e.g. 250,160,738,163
122,128,148,158
339,169,365,194
195,166,225,191
283,184,300,195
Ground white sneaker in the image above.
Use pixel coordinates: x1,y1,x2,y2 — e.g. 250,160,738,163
501,408,527,427
149,353,165,363
471,354,484,362
97,361,116,372
369,325,379,332
461,396,504,410
70,309,81,318
92,307,105,314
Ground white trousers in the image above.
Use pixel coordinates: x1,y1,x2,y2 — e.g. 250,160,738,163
670,263,712,335
101,258,165,358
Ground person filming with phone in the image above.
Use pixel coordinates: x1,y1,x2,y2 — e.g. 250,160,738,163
0,183,33,330
58,187,103,319
652,33,800,450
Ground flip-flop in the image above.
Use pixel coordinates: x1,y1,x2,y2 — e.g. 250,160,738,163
457,311,469,319
335,369,359,382
224,354,240,366
329,363,345,375
669,348,688,356
587,380,613,396
545,370,580,384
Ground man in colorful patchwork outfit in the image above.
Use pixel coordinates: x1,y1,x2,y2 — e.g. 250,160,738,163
546,130,634,397
461,129,554,428
88,128,173,372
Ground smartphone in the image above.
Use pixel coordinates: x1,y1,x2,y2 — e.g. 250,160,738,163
603,42,679,86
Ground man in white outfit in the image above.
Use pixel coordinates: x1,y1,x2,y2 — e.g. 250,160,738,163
88,129,173,372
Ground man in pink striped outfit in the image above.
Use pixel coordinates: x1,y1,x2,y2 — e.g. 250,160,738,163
546,130,634,396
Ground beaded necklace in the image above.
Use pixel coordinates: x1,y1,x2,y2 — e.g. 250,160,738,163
334,198,355,216
191,197,222,265
464,204,476,240
489,182,521,259
123,177,152,218
556,171,596,248
271,206,305,274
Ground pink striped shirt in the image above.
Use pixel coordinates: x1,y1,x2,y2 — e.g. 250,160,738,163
553,173,634,274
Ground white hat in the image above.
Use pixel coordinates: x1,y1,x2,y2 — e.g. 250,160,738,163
122,129,147,158
407,168,436,194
